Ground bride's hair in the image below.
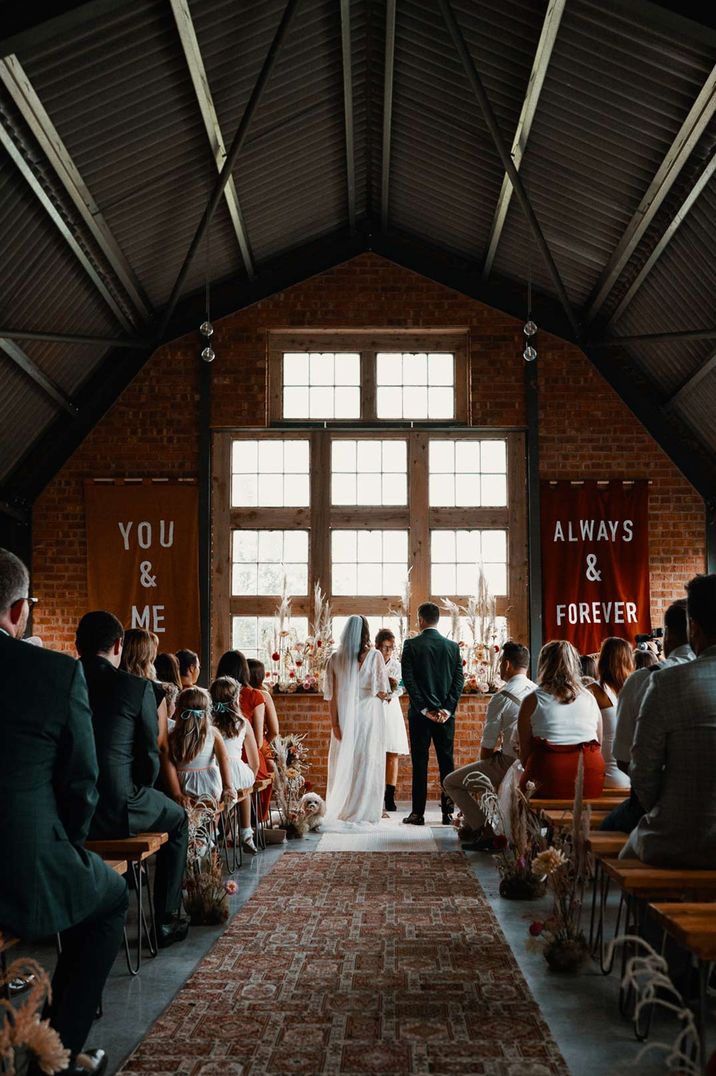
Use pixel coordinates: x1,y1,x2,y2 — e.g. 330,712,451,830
358,616,371,658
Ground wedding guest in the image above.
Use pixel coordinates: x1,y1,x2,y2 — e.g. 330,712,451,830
77,611,190,949
156,651,182,689
634,649,659,670
444,641,534,846
517,640,604,798
216,649,273,819
586,637,633,789
169,686,236,805
0,551,126,1076
602,599,694,833
177,648,200,687
620,574,716,867
375,629,409,812
247,658,281,742
162,681,179,720
580,654,598,684
121,628,183,802
210,676,260,853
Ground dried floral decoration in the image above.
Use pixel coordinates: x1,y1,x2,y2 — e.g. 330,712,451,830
1,933,69,1075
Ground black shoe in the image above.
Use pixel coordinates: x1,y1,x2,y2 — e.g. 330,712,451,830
462,836,499,853
402,813,424,825
441,812,453,826
384,784,397,812
68,1049,108,1075
157,917,189,949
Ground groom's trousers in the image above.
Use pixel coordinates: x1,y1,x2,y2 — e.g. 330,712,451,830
408,707,455,816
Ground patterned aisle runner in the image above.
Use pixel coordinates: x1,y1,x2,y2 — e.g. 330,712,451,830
119,852,568,1075
316,813,439,852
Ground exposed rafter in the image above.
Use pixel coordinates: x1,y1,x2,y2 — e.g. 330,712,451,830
438,0,581,340
607,150,716,327
157,0,300,340
482,0,566,280
0,338,77,415
339,0,356,232
0,55,152,324
666,349,716,411
591,327,716,347
585,64,716,324
0,119,134,331
380,0,396,232
169,0,255,279
0,328,148,348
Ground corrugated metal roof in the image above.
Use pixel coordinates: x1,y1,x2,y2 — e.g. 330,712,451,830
0,352,59,477
0,0,716,492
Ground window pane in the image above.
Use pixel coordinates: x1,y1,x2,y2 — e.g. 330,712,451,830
483,563,507,594
332,473,356,505
258,563,284,593
383,440,406,470
285,564,308,594
481,530,507,560
429,474,454,507
283,352,308,385
357,440,381,472
258,531,283,561
383,530,407,561
430,529,508,601
283,386,309,418
431,563,456,594
332,530,407,596
376,385,402,418
334,353,360,385
284,531,308,560
481,474,507,506
232,474,257,507
287,440,310,473
481,440,507,472
310,351,334,385
233,440,257,473
259,441,284,473
382,473,406,505
403,352,427,386
428,387,454,419
283,474,310,506
232,616,308,663
455,441,480,472
331,438,407,506
403,385,428,418
332,530,357,561
455,477,480,507
334,386,360,418
332,440,356,471
333,562,357,595
357,474,382,504
428,353,454,386
357,562,381,593
233,531,258,562
357,530,381,561
377,353,402,385
231,529,309,596
456,530,480,561
232,564,257,593
430,441,454,473
431,531,455,561
456,562,478,594
309,386,334,418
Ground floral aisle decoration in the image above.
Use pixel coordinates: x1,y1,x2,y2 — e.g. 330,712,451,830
527,757,592,972
465,770,547,900
271,733,311,838
265,581,333,693
441,568,506,694
183,798,237,925
1,935,69,1075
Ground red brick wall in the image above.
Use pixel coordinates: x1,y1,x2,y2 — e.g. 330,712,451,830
31,253,705,790
275,693,488,800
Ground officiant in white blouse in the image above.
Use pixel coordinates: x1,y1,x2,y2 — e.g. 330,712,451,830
375,628,410,812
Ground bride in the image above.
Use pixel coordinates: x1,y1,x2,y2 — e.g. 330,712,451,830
323,615,391,826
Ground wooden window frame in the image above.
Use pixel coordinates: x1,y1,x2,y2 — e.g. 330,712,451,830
212,429,527,670
268,330,470,425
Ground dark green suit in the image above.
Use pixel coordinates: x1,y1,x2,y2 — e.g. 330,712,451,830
401,628,464,816
81,655,188,923
0,631,128,1056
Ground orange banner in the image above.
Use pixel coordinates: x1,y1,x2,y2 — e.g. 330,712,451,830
541,481,651,654
85,481,200,655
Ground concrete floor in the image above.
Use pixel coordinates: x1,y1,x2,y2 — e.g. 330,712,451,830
13,806,706,1075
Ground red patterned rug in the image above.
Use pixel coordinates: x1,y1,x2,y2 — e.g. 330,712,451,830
119,852,568,1075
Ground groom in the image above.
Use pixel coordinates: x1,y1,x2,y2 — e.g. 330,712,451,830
401,602,464,826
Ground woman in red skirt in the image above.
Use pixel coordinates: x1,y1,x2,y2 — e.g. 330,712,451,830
518,640,605,799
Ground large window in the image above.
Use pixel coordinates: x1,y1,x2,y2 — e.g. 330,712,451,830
214,427,526,667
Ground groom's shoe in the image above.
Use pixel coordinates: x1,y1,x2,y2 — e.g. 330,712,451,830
441,811,454,826
402,812,424,825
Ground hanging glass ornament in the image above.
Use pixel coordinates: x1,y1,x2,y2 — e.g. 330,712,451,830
200,320,214,337
523,319,538,337
201,346,215,363
523,345,537,363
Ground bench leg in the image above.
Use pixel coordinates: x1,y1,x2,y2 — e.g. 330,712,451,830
138,862,159,958
598,875,623,975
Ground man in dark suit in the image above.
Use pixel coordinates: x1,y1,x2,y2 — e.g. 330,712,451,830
76,611,189,948
400,602,464,825
0,549,126,1076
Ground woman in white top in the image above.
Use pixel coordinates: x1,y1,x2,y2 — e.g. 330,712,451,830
375,628,410,812
210,675,262,853
587,638,634,789
517,640,605,798
323,616,391,827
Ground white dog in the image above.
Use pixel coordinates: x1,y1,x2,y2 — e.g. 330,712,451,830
293,792,326,837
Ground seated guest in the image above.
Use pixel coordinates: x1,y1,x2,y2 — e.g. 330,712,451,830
517,640,605,798
602,600,694,832
586,637,633,788
217,650,273,820
621,575,716,867
155,651,182,689
248,657,281,742
580,654,598,684
121,628,183,803
634,649,659,670
77,612,189,949
0,550,127,1075
443,641,534,847
210,676,260,852
169,686,236,804
177,648,200,688
163,681,179,720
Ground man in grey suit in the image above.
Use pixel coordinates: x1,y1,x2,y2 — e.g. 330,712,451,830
621,573,716,867
400,602,464,826
0,549,126,1076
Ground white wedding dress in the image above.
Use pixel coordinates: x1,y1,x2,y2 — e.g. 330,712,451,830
323,617,390,828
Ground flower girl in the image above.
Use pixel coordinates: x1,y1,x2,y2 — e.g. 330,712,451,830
169,687,236,807
210,676,261,854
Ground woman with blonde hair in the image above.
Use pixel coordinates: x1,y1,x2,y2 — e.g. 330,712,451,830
121,628,185,804
517,640,604,798
587,637,634,789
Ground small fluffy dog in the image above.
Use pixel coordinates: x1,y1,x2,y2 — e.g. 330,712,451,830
293,792,326,837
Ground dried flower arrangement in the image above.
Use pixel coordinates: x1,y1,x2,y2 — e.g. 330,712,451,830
183,798,236,925
465,769,547,900
1,935,69,1075
527,758,592,971
266,581,334,693
387,568,412,655
270,733,310,838
441,568,506,693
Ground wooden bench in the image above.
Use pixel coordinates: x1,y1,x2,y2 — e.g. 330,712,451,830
85,832,169,974
252,775,274,850
646,902,716,1054
585,832,629,955
542,808,609,829
531,792,625,811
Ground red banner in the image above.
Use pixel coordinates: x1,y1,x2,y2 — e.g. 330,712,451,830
85,481,200,655
541,481,651,654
